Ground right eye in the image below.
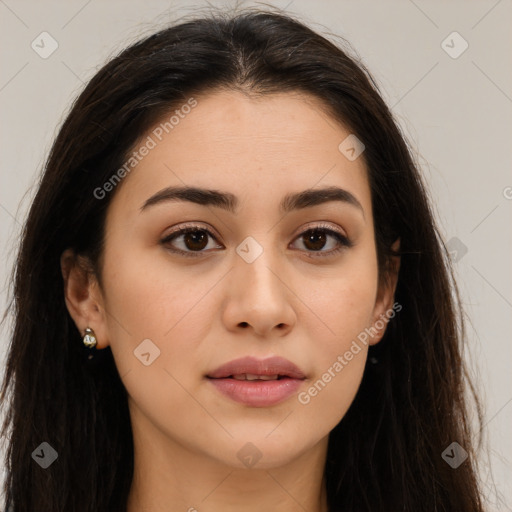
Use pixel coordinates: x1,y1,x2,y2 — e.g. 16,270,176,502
160,224,223,258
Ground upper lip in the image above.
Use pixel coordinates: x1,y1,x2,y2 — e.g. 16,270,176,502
207,356,306,379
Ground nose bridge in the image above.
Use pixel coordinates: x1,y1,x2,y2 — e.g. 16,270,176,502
224,232,296,335
234,233,282,295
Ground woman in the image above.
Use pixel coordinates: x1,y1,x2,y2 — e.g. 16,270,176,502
0,8,484,512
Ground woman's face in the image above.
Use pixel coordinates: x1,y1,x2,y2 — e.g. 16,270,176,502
80,89,397,469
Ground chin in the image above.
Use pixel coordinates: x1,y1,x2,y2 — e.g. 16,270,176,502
210,427,315,470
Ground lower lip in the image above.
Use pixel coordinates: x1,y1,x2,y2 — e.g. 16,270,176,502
207,377,303,407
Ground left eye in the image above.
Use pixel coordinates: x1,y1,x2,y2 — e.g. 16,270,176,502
161,224,352,258
290,227,352,257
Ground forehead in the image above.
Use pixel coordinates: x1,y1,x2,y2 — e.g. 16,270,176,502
107,89,371,220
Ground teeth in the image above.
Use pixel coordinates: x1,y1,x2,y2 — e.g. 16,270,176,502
232,373,279,381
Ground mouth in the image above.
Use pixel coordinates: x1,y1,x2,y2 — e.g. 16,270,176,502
206,356,306,407
227,373,289,380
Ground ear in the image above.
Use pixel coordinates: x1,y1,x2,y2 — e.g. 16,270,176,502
368,238,401,346
60,248,110,349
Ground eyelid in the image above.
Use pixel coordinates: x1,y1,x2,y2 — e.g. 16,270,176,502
292,221,348,240
162,221,221,240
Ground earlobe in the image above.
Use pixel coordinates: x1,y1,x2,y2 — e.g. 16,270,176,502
369,238,401,346
60,248,109,349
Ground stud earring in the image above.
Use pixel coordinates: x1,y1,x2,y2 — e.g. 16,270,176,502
83,327,97,349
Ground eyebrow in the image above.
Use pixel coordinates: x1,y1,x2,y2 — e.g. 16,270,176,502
140,185,365,218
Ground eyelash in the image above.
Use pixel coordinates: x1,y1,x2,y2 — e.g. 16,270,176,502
160,222,353,259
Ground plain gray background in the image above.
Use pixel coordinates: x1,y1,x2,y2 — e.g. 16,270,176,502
1,0,511,509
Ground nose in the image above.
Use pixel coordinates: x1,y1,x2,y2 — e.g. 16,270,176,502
221,243,297,337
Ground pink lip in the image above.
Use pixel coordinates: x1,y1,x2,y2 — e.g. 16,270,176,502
206,356,306,407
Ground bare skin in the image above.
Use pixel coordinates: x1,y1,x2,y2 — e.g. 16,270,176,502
61,89,399,512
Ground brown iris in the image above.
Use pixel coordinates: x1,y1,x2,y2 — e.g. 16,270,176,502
183,230,209,251
302,229,327,251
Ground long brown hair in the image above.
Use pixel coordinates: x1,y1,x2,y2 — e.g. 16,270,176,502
1,7,484,511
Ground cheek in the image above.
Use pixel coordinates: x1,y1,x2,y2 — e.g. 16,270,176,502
99,250,218,440
305,257,378,353
296,255,378,423
99,244,217,377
